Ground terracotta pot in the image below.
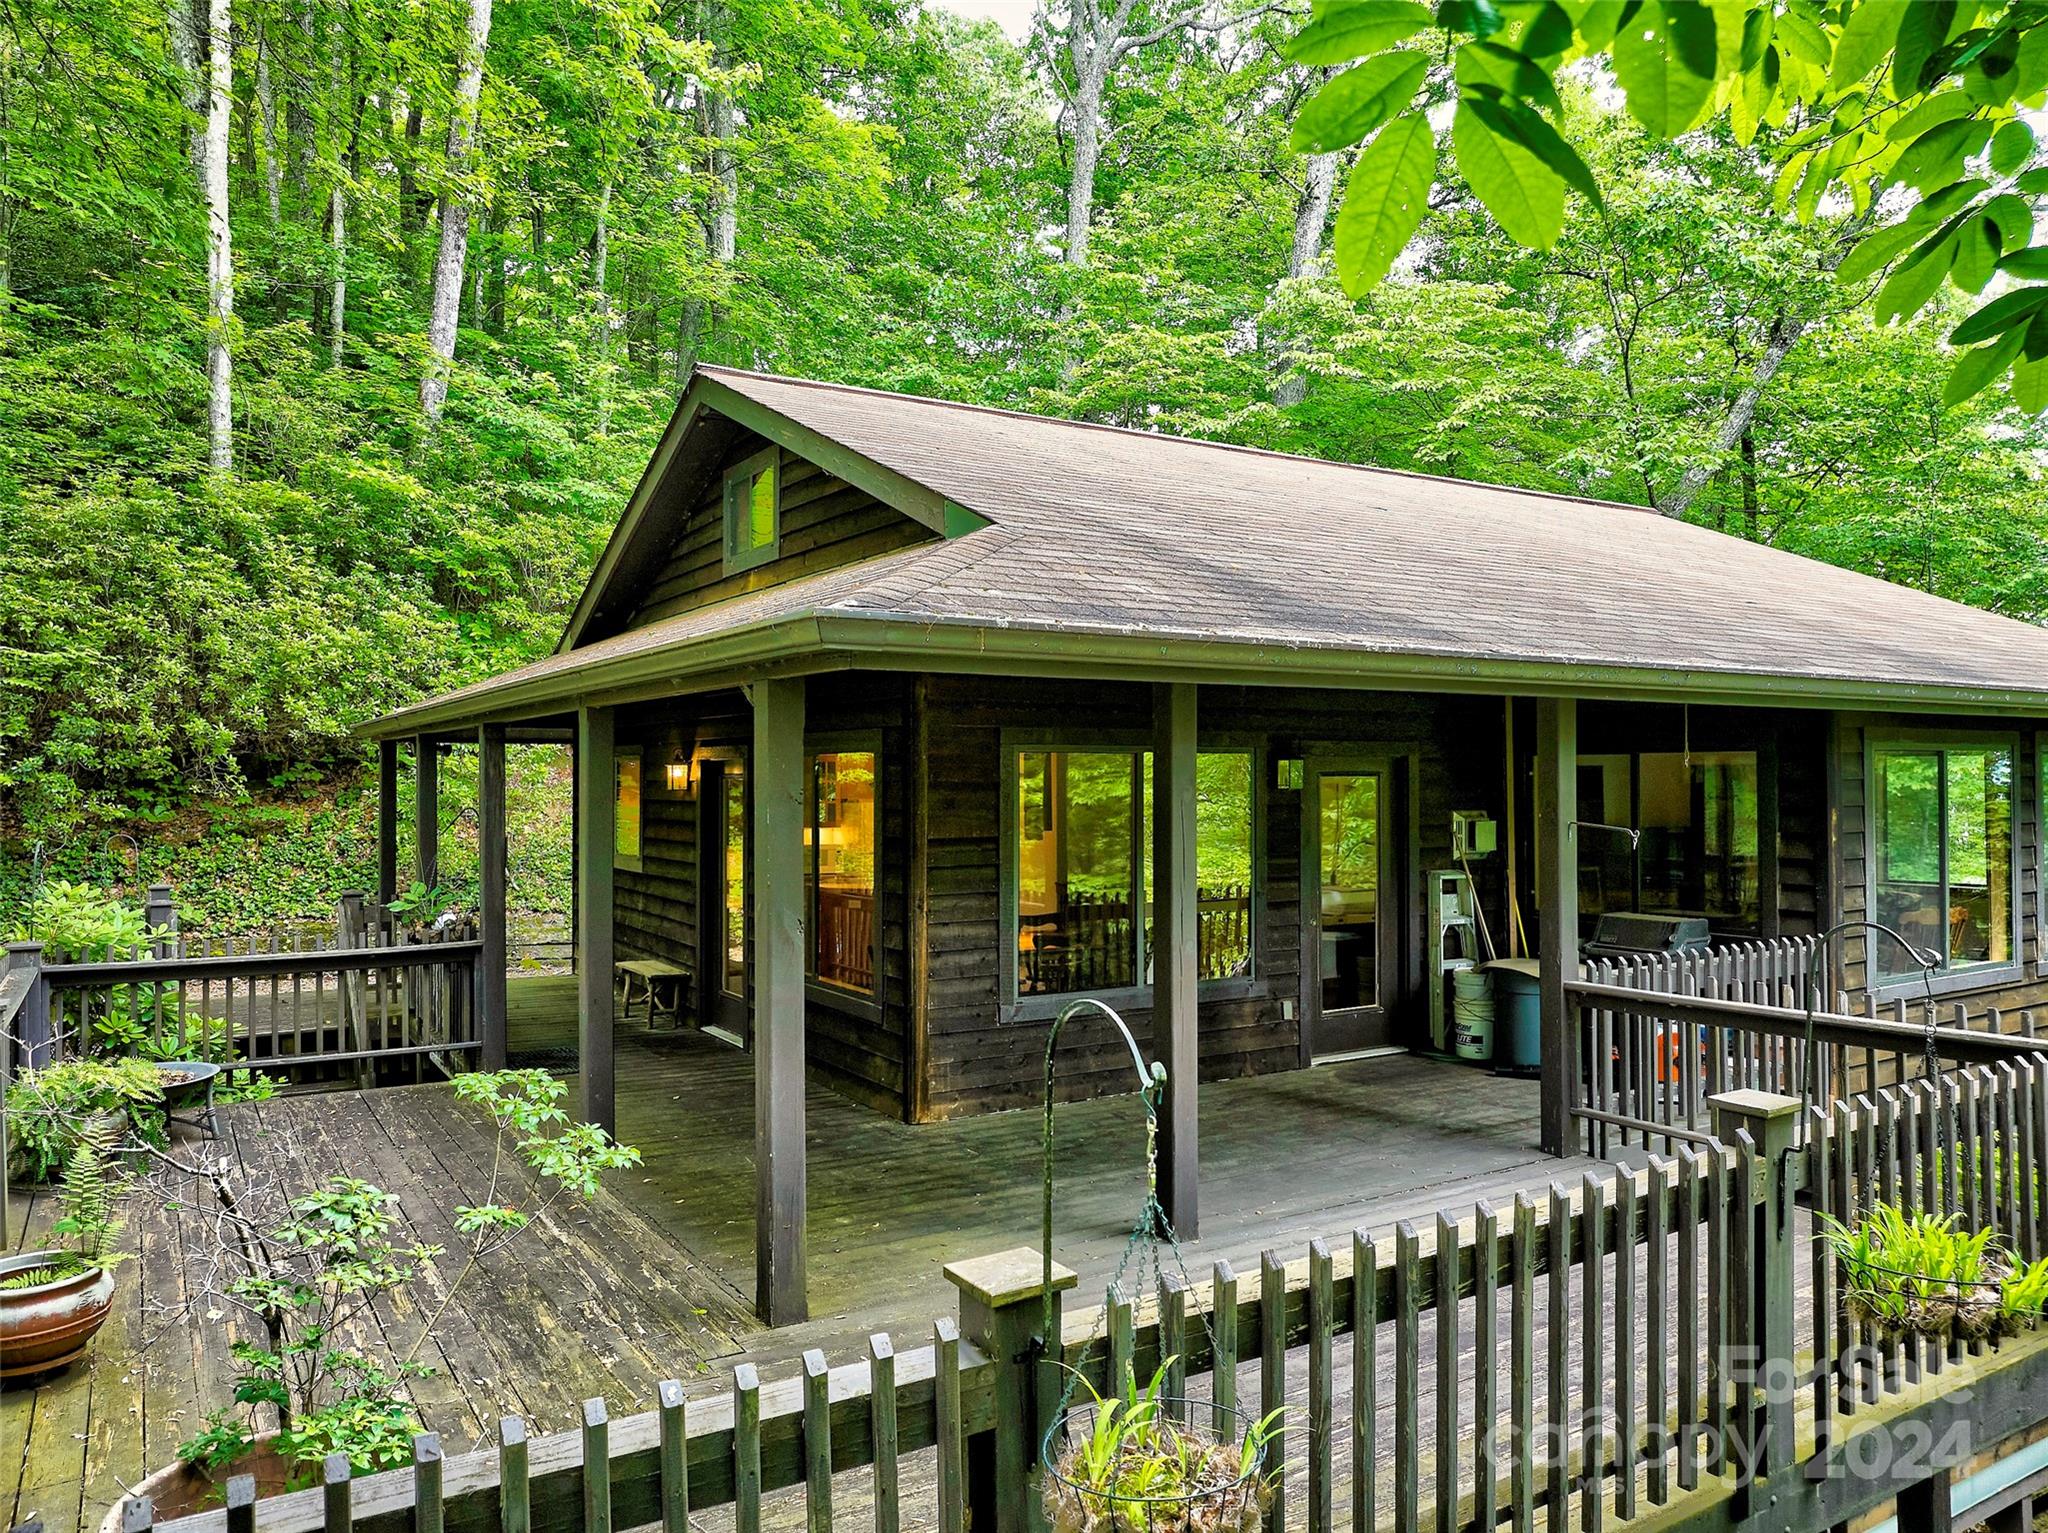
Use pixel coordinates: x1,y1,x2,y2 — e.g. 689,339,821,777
100,1434,304,1532
0,1249,115,1379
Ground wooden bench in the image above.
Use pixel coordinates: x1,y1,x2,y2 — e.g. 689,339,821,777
614,959,690,1028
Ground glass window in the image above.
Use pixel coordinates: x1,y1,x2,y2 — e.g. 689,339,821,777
809,751,878,995
723,449,779,569
1318,773,1380,1012
614,752,643,866
1139,752,1257,980
1571,750,1759,925
1873,743,2013,978
1017,751,1140,996
1020,748,1258,997
722,769,746,998
1196,754,1254,980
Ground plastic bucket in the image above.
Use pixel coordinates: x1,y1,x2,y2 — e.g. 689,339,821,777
1490,960,1542,1075
1451,966,1494,1062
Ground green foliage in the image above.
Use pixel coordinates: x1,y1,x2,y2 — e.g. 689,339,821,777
1820,1202,2048,1340
1047,1358,1282,1532
2,1057,165,1182
1291,0,2048,410
50,1130,132,1272
8,880,166,959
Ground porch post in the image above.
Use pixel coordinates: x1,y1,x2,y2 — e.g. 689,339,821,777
414,735,439,894
1153,682,1199,1235
477,723,508,1071
377,739,400,904
576,706,616,1134
754,676,808,1324
1536,697,1577,1157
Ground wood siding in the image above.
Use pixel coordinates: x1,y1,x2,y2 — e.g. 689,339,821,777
624,434,932,629
611,675,916,1118
910,678,1512,1119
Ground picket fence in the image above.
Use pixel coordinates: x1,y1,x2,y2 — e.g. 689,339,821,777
113,1045,2048,1533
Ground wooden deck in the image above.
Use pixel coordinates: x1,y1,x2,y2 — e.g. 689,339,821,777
5,996,1599,1533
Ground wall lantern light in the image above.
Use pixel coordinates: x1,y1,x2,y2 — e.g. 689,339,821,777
666,750,693,794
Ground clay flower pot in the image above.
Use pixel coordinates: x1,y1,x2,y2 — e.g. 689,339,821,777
0,1249,115,1379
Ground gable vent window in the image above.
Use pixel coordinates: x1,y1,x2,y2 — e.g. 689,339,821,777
723,447,780,573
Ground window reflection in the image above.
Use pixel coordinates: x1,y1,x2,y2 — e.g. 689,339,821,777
809,751,877,994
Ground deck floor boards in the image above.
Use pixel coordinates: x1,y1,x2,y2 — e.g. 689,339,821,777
8,988,1599,1533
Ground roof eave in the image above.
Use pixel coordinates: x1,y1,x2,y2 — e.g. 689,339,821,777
361,609,2048,741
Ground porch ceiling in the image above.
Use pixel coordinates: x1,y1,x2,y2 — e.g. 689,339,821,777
363,367,2048,740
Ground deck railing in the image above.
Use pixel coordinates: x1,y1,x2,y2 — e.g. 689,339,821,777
5,897,481,1087
115,1055,2048,1533
1569,936,2048,1156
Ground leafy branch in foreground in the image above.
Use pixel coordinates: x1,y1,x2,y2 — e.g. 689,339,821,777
1292,0,2048,408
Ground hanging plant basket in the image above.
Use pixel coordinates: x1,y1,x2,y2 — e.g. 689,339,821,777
1842,1251,2032,1344
1042,1395,1272,1533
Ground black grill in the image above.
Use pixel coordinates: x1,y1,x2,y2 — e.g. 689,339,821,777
1582,912,1711,959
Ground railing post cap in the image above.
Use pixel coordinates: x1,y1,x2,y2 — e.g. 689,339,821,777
6,940,44,956
1707,1088,1803,1121
944,1247,1077,1308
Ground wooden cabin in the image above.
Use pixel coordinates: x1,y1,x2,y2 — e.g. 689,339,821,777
366,366,2048,1322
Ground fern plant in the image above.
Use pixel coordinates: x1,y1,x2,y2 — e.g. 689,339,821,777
28,1131,133,1282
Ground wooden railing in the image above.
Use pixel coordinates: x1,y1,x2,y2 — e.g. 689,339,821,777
6,891,482,1088
1567,934,2048,1155
116,1056,2048,1533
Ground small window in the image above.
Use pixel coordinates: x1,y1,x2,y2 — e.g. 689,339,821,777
723,447,780,572
807,750,878,995
614,751,643,869
1570,750,1759,926
1873,741,2014,981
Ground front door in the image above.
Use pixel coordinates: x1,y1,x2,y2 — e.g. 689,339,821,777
1309,768,1397,1057
702,760,749,1045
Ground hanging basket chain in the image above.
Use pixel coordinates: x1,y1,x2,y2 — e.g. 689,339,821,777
1041,999,1230,1429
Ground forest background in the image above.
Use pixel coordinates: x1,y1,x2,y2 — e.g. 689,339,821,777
4,0,2042,930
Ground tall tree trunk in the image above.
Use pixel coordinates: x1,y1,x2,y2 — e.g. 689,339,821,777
1063,59,1105,268
202,0,233,474
1739,428,1760,540
286,0,315,204
1273,144,1339,408
398,100,427,231
327,4,352,365
1656,313,1806,519
593,180,613,432
420,0,493,422
707,91,737,266
255,29,283,227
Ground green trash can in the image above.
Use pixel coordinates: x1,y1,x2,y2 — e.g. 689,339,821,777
1486,959,1542,1076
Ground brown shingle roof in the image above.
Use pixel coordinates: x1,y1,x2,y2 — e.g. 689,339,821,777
369,366,2048,734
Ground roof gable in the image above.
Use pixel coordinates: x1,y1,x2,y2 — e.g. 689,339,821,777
557,371,990,651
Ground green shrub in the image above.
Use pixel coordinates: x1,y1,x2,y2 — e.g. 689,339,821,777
3,1057,165,1182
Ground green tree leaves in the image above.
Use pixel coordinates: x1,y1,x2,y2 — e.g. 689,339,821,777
1333,114,1436,293
1291,0,2048,412
1613,0,1723,137
1293,50,1429,153
1289,1,1433,65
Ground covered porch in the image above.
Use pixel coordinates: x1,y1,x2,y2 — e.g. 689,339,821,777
509,991,1590,1328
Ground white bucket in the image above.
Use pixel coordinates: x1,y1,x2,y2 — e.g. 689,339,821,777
1451,966,1494,1062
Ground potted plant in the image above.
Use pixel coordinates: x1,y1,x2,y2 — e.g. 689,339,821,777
1042,1360,1281,1533
0,1134,130,1377
1823,1203,2048,1343
3,1057,165,1184
386,879,475,943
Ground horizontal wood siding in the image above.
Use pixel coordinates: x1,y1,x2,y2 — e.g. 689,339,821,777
913,678,1510,1120
613,676,915,1118
624,435,932,629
